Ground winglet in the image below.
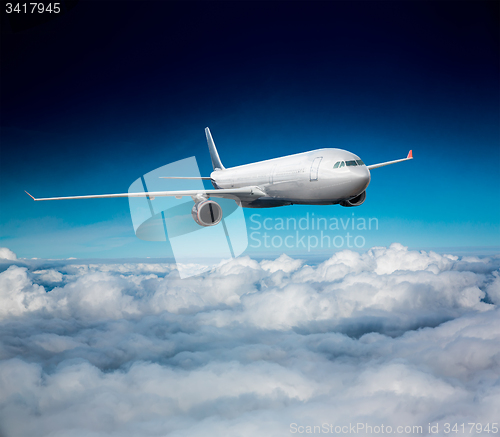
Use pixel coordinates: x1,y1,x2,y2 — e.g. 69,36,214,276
407,150,413,159
25,191,36,200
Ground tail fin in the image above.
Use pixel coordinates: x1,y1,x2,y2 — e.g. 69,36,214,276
205,127,225,171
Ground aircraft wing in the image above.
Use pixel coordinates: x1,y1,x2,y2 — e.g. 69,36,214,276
367,150,413,170
25,186,266,202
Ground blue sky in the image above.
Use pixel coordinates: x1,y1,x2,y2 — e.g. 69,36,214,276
1,1,498,259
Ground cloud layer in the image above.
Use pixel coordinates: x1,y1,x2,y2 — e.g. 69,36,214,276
0,243,499,437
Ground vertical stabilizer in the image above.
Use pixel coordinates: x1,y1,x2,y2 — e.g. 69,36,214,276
205,127,225,171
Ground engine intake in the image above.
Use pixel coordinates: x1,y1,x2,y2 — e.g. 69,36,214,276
192,200,223,226
340,191,366,207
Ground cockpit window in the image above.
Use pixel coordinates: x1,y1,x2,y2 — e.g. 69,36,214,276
333,161,340,169
339,161,345,168
356,159,365,166
346,160,357,166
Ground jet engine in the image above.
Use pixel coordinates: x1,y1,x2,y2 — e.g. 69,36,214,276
340,191,366,207
191,200,223,226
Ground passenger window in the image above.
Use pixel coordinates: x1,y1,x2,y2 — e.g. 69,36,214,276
339,161,345,168
346,160,357,166
356,159,365,166
333,161,340,169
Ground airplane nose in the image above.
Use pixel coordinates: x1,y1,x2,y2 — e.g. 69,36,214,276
350,166,371,192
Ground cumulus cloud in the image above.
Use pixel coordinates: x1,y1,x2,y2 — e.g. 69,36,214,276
0,243,499,437
0,247,16,261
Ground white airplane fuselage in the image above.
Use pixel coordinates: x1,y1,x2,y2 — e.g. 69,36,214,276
26,127,412,228
211,148,371,207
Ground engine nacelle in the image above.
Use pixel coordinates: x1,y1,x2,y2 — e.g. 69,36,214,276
191,200,223,226
340,191,366,207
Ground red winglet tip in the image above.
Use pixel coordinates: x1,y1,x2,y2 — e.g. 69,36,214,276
407,150,413,159
25,191,36,200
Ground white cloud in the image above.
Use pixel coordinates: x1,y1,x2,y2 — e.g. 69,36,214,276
486,271,500,305
260,253,303,273
0,245,499,436
0,266,49,318
33,269,64,283
0,247,17,261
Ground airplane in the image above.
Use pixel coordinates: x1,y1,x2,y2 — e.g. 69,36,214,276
26,127,413,227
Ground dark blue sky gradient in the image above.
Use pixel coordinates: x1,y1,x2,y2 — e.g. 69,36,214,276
1,1,498,258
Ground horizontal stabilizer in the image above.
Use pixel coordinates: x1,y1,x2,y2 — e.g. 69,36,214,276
159,176,212,180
